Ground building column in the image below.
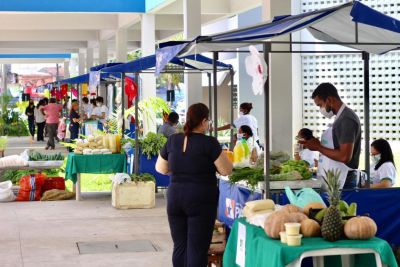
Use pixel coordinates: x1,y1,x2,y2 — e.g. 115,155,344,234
141,14,157,133
1,64,7,93
78,52,85,75
99,40,108,64
262,0,300,153
86,48,94,71
63,60,70,79
116,28,128,62
184,0,202,106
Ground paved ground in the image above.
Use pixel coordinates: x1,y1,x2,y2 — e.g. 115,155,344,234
0,193,173,267
1,137,174,267
4,136,68,157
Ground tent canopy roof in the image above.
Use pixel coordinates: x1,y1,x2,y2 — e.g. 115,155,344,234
156,1,400,73
100,54,231,75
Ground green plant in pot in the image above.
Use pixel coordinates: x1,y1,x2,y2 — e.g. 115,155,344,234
130,173,156,183
140,132,167,159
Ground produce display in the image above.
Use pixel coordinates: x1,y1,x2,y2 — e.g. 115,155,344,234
229,155,313,188
233,138,251,167
28,151,64,161
73,135,119,155
344,216,377,240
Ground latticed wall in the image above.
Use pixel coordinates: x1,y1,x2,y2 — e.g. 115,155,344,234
301,0,400,142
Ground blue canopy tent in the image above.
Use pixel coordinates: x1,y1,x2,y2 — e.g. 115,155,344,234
156,1,400,198
101,54,232,175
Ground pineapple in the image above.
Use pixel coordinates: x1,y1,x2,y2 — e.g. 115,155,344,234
321,169,343,242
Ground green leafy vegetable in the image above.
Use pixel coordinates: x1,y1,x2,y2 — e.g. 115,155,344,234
130,173,156,183
28,151,65,161
140,132,167,159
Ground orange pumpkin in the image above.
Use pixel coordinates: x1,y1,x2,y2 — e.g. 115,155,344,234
281,204,303,214
289,212,309,223
264,211,292,239
344,216,377,240
301,219,321,237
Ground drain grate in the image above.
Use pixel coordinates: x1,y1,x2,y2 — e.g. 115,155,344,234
77,240,159,255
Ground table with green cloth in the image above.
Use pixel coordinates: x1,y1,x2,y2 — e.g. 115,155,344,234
65,153,127,201
224,218,398,267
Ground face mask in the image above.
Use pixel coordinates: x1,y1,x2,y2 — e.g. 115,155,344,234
239,112,244,116
237,133,244,140
97,103,102,107
320,106,334,119
371,154,381,165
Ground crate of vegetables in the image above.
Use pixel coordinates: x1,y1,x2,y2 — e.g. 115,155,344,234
27,151,65,167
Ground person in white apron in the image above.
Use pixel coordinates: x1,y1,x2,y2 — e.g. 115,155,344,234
301,83,361,190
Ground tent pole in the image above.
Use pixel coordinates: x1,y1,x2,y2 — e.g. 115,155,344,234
208,72,212,131
263,43,271,199
213,52,218,139
134,73,140,175
362,52,370,187
230,68,235,150
121,73,125,136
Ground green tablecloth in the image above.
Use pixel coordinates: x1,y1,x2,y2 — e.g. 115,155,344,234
65,153,127,183
224,218,398,267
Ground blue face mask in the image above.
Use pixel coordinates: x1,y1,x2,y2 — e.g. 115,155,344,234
371,154,381,165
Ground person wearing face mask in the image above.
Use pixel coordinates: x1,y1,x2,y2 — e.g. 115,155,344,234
294,128,318,168
91,96,108,131
156,103,233,267
367,139,396,188
25,99,36,142
300,83,361,189
238,125,262,155
217,102,260,146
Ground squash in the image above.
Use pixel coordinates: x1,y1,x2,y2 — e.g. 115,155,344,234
301,219,321,237
289,212,309,223
264,211,292,239
303,202,326,216
344,216,377,240
281,204,303,214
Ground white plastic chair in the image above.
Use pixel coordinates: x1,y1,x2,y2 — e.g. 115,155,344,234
286,248,386,267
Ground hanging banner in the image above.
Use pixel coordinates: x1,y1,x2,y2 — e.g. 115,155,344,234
89,71,100,94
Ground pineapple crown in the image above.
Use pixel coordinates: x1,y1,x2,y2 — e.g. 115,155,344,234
322,169,341,206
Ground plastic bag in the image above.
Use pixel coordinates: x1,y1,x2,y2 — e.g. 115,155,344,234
110,173,131,184
16,174,45,201
285,186,325,208
0,181,15,202
42,177,66,193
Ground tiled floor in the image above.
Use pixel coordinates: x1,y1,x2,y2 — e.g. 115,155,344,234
0,193,173,267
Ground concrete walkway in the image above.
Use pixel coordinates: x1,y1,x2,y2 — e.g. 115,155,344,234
4,136,68,157
0,193,173,267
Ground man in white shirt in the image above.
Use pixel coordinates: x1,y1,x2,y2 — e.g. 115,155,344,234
91,96,108,131
82,97,92,119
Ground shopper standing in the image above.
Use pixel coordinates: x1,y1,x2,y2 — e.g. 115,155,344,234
69,101,81,141
42,98,62,150
25,99,35,142
156,103,233,267
91,96,108,131
158,111,179,138
34,99,46,142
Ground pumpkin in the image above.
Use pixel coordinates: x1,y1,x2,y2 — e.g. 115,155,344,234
264,211,292,239
303,202,326,216
281,204,303,214
301,219,321,237
344,216,377,240
289,212,309,223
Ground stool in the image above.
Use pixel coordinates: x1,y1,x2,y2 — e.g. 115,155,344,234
208,221,226,267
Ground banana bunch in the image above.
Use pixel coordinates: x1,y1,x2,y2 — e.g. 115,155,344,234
315,200,357,222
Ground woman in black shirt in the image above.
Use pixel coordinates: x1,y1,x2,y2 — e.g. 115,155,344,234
69,101,81,141
156,103,232,267
25,100,35,142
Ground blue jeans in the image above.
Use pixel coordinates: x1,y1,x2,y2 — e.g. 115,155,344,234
343,170,358,189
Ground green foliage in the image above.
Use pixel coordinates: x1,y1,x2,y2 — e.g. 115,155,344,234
229,167,264,189
0,96,29,136
280,160,312,179
140,132,167,159
130,173,156,183
1,168,63,184
127,50,142,61
28,151,65,161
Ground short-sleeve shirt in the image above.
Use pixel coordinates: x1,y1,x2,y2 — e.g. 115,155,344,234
370,162,397,185
43,103,62,124
69,110,80,132
34,107,46,123
160,133,222,184
158,123,177,138
332,106,361,169
234,114,258,141
92,105,109,123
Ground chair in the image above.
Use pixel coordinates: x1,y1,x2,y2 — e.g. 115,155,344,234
208,221,227,267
